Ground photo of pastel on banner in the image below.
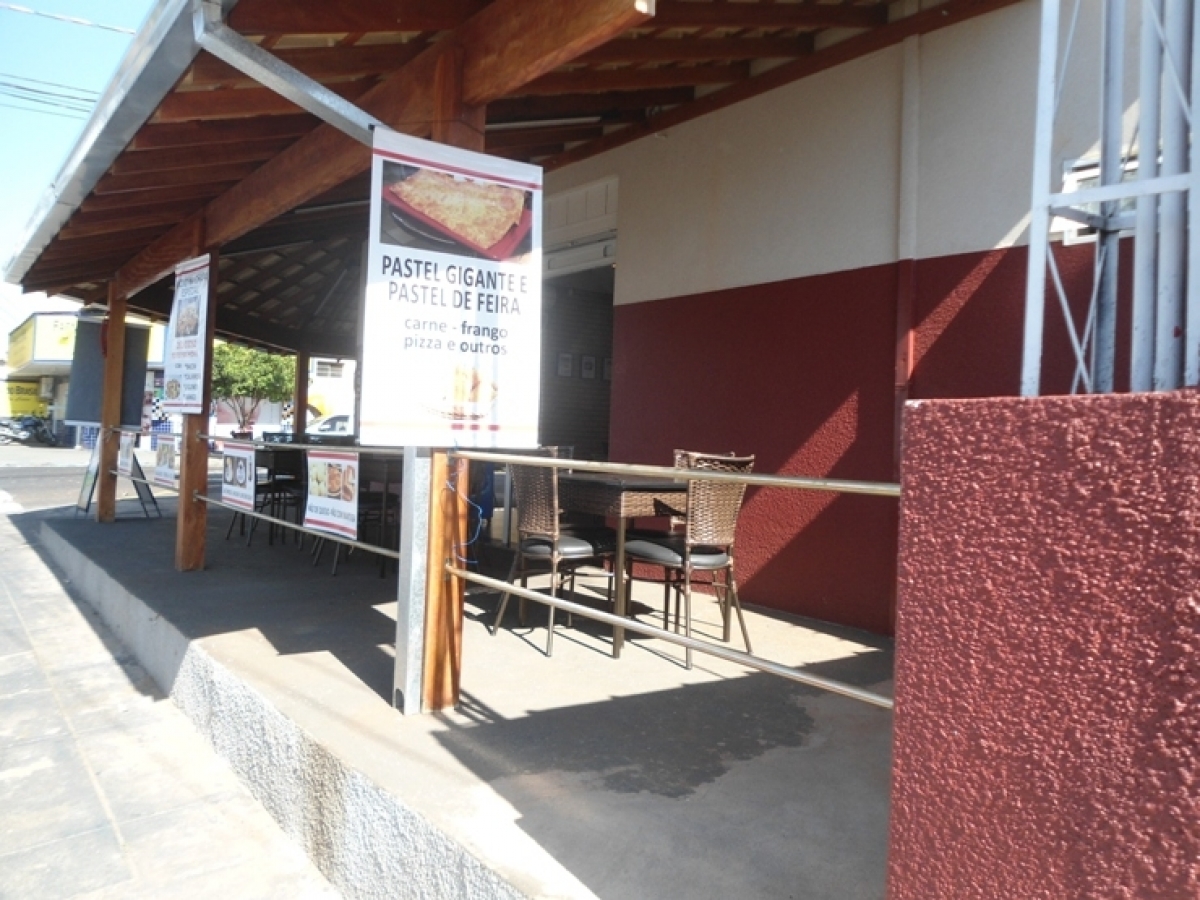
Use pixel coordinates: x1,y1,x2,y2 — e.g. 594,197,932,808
304,449,359,539
162,254,210,415
153,436,179,489
221,442,256,511
360,130,543,448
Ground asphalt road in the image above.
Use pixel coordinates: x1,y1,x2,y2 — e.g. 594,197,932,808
0,445,215,514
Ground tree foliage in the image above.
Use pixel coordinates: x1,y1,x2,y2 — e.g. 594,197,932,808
210,343,295,430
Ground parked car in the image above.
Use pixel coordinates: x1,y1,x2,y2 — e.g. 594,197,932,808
307,414,352,434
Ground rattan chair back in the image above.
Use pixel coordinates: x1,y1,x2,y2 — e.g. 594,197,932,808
510,447,562,541
678,451,755,548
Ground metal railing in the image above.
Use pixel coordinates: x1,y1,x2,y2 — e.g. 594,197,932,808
447,450,898,711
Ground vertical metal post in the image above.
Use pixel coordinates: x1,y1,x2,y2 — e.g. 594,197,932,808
394,445,430,714
1155,0,1191,389
1132,0,1163,391
1187,0,1200,384
1093,0,1126,393
1022,0,1062,397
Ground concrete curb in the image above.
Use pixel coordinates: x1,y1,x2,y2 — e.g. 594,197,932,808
39,521,527,900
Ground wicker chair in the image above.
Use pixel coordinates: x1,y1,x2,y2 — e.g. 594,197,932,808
624,451,755,669
491,450,615,656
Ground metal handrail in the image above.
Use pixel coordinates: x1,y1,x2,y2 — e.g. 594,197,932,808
197,433,407,457
450,449,900,497
450,567,893,710
196,493,402,560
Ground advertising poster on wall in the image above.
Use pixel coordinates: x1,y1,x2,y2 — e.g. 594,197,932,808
117,432,134,477
303,449,359,538
153,435,179,489
162,254,210,415
221,443,256,511
360,130,542,447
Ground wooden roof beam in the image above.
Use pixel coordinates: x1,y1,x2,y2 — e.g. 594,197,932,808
188,42,428,89
485,123,605,151
92,161,264,196
488,87,692,122
546,0,1024,170
112,137,295,176
521,63,750,96
79,181,237,214
114,0,652,298
578,35,813,64
228,0,485,36
649,0,887,31
130,114,317,150
153,78,377,123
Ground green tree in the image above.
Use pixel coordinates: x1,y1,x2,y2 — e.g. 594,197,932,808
210,343,295,432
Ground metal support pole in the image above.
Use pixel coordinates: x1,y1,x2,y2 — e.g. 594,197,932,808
1093,0,1126,393
1021,0,1062,396
1133,0,1164,391
393,445,431,714
1155,0,1191,389
1187,0,1200,384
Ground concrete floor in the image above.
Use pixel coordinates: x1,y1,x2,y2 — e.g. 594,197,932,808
13,498,894,899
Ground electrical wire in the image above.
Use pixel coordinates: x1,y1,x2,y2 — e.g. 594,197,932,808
0,98,85,120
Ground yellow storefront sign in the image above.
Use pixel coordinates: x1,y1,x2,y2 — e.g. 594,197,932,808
7,319,35,370
0,381,47,417
34,315,76,360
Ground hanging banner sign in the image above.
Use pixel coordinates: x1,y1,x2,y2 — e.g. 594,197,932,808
221,442,256,511
162,254,210,415
360,130,543,447
303,449,359,539
153,435,179,489
117,432,134,477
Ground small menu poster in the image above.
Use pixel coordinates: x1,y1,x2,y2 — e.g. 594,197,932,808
153,436,179,489
221,443,255,511
117,433,134,477
303,449,359,538
162,254,210,415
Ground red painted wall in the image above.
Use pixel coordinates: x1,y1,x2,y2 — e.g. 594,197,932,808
610,243,1104,632
890,391,1200,899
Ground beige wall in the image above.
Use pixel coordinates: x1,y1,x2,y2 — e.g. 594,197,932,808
546,1,1126,307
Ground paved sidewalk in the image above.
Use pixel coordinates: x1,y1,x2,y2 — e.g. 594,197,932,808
0,513,338,899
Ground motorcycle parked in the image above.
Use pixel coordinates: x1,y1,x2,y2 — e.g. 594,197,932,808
0,416,58,446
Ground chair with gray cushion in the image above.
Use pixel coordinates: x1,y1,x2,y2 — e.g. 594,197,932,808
624,451,755,669
491,449,615,656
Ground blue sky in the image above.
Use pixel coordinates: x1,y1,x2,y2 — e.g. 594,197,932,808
0,0,155,324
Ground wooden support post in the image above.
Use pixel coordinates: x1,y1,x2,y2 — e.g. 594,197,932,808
175,249,219,571
411,47,482,712
422,451,468,712
294,351,309,437
96,282,127,523
432,44,486,150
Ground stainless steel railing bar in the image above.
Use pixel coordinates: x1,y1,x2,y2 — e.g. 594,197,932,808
448,566,894,710
450,450,900,497
196,493,402,560
197,433,408,457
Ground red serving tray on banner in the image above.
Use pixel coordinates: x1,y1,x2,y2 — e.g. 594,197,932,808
382,182,533,261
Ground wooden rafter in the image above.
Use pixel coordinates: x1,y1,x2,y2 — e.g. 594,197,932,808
544,0,1025,170
578,36,813,64
520,63,751,96
153,78,377,123
187,42,428,88
227,0,485,35
648,1,887,31
130,115,317,150
114,0,651,298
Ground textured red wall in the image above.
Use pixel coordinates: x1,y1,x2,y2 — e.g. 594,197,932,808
610,243,1106,632
611,265,900,632
890,391,1200,899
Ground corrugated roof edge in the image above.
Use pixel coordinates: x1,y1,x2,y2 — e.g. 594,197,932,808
2,0,240,287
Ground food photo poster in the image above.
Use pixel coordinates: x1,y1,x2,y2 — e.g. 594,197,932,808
153,435,179,489
360,129,543,448
221,443,256,511
162,254,210,415
303,449,359,539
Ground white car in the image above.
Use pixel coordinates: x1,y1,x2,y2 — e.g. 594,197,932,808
307,414,353,434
